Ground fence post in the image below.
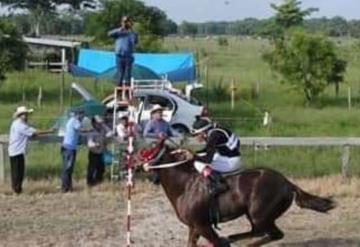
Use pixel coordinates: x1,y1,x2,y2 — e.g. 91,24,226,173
0,142,6,184
341,145,350,183
230,78,236,110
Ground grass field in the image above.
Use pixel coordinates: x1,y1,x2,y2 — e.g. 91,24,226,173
1,36,360,179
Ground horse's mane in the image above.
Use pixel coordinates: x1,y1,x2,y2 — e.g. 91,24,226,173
164,147,198,174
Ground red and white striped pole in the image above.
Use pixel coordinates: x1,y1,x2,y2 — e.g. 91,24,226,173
125,90,136,247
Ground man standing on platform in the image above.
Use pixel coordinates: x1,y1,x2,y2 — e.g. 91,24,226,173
108,16,139,87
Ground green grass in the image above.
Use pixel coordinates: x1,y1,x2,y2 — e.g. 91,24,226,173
1,36,360,179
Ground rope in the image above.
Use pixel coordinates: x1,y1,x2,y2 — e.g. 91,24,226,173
145,158,191,170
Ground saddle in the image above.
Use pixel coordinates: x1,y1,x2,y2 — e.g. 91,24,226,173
219,168,244,178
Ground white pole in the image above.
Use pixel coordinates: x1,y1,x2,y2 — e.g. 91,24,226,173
348,87,352,110
37,86,42,108
231,79,236,110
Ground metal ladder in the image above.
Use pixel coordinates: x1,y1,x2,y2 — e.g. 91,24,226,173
110,84,134,181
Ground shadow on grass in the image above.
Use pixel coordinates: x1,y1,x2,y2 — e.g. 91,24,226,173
279,238,360,247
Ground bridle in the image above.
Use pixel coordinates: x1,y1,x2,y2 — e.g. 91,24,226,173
138,141,192,170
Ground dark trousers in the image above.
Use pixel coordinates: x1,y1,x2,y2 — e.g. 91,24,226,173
87,151,105,186
61,147,77,192
116,55,134,87
9,154,25,194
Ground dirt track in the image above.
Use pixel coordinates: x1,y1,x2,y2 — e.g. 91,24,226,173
0,178,359,247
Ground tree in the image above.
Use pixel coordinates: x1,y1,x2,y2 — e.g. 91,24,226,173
264,0,346,102
0,19,27,80
264,30,346,101
162,19,177,35
179,22,198,37
0,0,93,36
270,0,317,31
85,0,169,52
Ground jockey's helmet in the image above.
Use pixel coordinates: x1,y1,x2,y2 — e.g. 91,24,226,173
191,116,213,135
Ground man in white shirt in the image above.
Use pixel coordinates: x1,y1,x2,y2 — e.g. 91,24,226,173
8,106,54,194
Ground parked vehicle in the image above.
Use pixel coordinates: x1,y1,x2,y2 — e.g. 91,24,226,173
55,82,205,136
102,87,205,134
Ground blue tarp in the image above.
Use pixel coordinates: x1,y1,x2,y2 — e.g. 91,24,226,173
70,49,196,82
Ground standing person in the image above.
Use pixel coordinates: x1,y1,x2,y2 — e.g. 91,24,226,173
87,116,107,187
8,106,54,194
61,110,88,193
143,105,173,139
108,16,139,87
143,105,173,184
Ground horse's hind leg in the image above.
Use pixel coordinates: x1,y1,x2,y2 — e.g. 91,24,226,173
187,227,200,247
228,231,264,243
247,222,284,247
196,225,230,247
228,214,265,243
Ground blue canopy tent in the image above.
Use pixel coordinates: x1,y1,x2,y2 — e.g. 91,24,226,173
69,49,161,81
69,49,196,83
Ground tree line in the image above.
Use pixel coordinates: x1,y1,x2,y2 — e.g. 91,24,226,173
179,17,360,38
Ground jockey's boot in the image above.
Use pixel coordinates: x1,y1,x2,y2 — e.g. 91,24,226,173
207,171,228,229
208,171,228,196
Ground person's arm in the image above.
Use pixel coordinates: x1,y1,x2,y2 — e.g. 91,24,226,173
195,144,216,163
195,132,221,163
34,129,55,135
20,123,54,137
143,121,157,138
108,28,129,38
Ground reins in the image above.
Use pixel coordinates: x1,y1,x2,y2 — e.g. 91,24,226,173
143,145,193,170
145,158,191,170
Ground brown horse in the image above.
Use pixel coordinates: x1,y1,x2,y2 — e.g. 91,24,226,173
139,143,336,247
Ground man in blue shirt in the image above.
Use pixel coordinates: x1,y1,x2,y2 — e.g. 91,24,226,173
143,105,173,139
61,110,87,193
108,16,139,87
8,106,54,194
143,105,173,185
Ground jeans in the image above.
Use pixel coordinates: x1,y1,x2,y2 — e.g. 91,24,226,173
9,154,25,194
61,147,77,192
116,55,134,87
87,151,105,186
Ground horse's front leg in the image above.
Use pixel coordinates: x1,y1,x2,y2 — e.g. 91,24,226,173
196,225,230,247
187,226,200,247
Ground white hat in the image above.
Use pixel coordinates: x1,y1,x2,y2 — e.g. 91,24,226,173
13,106,34,118
150,104,164,114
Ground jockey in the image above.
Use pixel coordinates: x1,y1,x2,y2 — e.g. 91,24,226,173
191,116,241,194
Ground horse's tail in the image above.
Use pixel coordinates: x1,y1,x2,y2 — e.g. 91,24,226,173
292,184,336,213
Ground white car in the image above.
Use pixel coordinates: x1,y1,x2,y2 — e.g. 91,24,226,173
72,83,207,134
102,88,205,135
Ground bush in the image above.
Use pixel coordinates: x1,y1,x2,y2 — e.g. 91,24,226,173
0,19,28,80
217,37,229,47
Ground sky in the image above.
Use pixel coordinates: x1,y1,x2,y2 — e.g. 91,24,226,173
141,0,360,23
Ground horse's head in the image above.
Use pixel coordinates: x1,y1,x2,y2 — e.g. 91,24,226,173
136,140,193,172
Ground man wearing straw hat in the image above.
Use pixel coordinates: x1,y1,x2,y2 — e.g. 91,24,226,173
143,105,173,184
8,106,54,194
143,104,173,139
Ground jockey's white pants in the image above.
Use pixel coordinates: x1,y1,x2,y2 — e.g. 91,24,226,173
194,153,242,173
